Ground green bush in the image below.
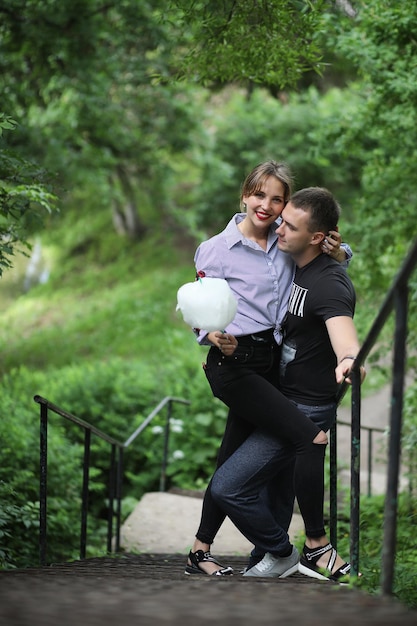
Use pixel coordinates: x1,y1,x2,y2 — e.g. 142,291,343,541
0,353,228,568
335,494,417,608
0,369,85,567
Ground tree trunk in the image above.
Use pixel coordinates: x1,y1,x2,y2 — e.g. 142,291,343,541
111,166,147,240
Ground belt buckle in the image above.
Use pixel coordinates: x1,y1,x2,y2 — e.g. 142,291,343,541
250,334,268,343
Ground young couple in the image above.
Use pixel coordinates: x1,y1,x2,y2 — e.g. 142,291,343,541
185,161,364,581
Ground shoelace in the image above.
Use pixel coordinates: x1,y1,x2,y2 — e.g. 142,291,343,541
256,553,275,572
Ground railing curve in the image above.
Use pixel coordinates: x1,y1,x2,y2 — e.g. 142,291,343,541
35,394,189,566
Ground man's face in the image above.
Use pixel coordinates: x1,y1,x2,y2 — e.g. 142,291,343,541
276,202,316,257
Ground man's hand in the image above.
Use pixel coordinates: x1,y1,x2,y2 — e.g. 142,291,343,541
322,230,346,263
335,357,366,385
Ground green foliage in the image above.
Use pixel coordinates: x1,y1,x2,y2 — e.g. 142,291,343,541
0,215,196,375
0,482,39,569
0,0,201,239
0,118,58,275
402,382,417,493
169,0,328,87
0,371,86,567
0,115,17,136
332,494,417,608
317,1,417,286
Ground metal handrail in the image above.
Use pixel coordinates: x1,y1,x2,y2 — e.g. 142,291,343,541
331,236,417,595
336,419,387,498
35,394,190,566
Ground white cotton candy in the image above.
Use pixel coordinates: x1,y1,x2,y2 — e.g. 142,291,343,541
176,277,237,331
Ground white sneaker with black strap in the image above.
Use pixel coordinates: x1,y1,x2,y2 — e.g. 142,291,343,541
298,543,353,583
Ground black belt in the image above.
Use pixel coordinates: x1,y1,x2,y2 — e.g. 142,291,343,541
238,329,275,346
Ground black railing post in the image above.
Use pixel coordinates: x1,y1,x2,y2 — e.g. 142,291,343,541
159,400,173,492
39,401,48,566
350,367,362,577
329,420,337,550
107,444,116,553
80,429,91,559
114,446,124,553
381,284,408,595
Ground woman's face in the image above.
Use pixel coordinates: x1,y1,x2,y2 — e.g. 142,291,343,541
243,176,286,229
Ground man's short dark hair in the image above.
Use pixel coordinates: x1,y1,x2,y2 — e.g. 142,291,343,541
290,187,341,233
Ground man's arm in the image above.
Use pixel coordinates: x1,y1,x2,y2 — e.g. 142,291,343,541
325,316,365,384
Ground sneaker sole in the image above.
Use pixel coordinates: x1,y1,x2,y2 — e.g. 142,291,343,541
278,563,300,578
243,562,299,578
298,562,331,581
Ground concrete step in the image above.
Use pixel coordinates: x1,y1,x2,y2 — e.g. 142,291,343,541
119,491,305,556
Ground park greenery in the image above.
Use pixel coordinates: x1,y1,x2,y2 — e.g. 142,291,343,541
0,0,416,607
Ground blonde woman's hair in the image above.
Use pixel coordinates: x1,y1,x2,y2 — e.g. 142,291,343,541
240,161,293,207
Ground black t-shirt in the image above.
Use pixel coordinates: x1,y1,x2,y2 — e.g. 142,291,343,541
279,254,356,405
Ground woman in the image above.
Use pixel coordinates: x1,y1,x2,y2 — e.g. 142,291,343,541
185,161,351,576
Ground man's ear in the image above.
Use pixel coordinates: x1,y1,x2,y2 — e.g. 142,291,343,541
311,232,326,246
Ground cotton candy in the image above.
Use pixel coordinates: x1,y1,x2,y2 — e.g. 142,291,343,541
176,277,237,331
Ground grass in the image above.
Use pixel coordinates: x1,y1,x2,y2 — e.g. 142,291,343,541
0,223,201,377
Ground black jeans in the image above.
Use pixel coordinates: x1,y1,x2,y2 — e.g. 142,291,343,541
196,331,325,545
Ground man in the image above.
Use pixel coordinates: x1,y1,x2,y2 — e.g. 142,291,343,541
210,187,365,581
